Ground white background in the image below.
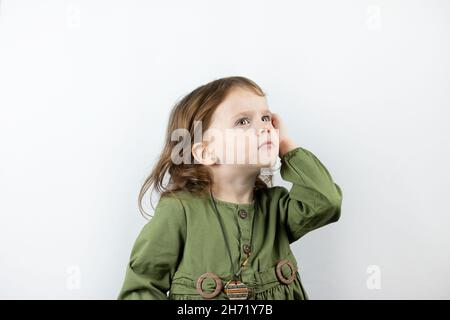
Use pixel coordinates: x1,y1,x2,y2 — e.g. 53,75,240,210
1,0,449,299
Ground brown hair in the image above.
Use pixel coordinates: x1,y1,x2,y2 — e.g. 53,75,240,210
138,76,273,219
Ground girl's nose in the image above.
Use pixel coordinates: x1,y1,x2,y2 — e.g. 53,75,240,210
258,127,271,135
257,121,273,135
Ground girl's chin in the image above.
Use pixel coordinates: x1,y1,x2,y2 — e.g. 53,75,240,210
255,154,277,167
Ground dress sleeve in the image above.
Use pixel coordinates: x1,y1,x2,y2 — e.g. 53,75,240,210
277,146,343,244
117,195,187,300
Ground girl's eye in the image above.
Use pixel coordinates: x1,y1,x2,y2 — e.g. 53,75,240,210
262,115,271,122
236,118,250,126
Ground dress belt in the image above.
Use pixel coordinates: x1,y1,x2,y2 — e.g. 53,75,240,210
169,259,298,299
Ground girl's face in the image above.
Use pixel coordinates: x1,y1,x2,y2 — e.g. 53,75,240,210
203,87,279,167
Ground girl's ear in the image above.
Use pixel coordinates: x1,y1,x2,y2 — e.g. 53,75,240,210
192,142,217,166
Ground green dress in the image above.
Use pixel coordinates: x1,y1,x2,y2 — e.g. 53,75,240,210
117,147,343,300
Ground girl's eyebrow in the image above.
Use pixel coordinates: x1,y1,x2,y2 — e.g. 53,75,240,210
231,111,252,120
231,109,272,120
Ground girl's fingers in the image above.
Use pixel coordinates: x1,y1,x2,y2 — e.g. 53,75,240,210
271,113,281,128
272,114,283,133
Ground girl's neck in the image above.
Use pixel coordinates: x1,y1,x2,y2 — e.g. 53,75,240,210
210,168,259,204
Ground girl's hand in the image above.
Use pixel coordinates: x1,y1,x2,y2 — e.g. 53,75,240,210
271,113,298,158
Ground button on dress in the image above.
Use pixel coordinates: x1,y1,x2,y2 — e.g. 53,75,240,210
117,147,343,300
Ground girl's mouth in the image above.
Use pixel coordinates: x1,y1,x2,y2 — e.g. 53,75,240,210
259,140,273,149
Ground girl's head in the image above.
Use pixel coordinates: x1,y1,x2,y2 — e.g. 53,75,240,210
139,76,279,217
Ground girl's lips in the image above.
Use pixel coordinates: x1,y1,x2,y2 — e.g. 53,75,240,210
259,141,273,149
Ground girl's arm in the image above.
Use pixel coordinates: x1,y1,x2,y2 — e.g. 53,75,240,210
117,196,186,300
270,113,342,243
277,146,343,243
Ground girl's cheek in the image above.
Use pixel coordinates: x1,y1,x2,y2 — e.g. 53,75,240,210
270,128,279,140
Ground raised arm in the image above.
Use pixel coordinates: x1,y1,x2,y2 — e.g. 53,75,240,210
277,146,342,243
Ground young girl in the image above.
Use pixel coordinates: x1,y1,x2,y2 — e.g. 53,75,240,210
117,76,342,300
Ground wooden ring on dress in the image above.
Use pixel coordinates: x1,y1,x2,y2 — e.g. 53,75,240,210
275,259,297,285
196,272,223,299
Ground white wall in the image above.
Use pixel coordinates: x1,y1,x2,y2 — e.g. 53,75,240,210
0,0,449,299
